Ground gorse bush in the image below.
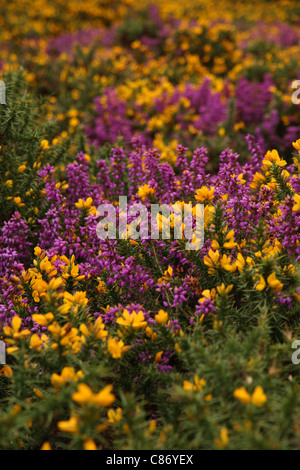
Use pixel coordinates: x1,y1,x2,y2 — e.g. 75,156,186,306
0,0,300,451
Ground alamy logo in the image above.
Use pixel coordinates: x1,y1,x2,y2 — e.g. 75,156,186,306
291,80,300,105
0,80,5,104
96,197,204,251
291,340,300,364
0,341,5,364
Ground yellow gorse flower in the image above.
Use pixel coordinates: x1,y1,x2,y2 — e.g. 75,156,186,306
116,309,147,330
57,416,79,434
41,442,52,450
250,172,265,190
158,266,173,284
75,197,97,216
233,386,251,404
220,254,237,272
234,385,267,407
155,351,163,363
31,278,48,303
32,313,54,326
195,186,214,202
236,253,245,272
223,230,237,249
198,288,216,303
17,163,27,173
13,196,25,207
79,316,108,341
262,149,287,171
59,255,85,284
51,367,84,388
216,283,233,295
0,365,13,376
107,336,129,359
30,333,48,350
33,388,44,399
255,274,266,291
267,272,283,293
83,439,97,450
107,407,122,424
48,321,82,354
3,316,31,345
292,194,300,212
72,383,115,407
251,386,268,407
215,427,229,449
155,309,168,325
183,375,206,391
292,139,300,150
138,184,155,200
59,291,88,315
203,249,220,274
41,139,50,150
